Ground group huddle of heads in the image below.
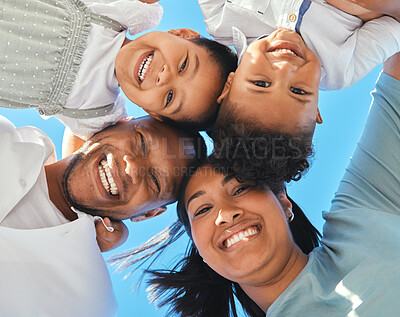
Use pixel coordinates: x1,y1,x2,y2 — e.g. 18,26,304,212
108,29,325,317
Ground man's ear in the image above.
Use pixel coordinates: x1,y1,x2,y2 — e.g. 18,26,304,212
276,190,293,218
145,110,163,122
167,28,200,40
217,72,235,104
316,108,323,124
130,206,167,222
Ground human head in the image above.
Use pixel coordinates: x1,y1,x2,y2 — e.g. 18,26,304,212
216,29,322,136
115,29,238,131
60,116,206,221
144,161,319,316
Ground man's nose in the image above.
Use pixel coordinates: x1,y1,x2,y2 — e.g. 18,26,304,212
215,207,243,226
123,154,142,185
156,64,172,86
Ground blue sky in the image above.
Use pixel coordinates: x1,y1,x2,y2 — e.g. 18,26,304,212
0,0,383,316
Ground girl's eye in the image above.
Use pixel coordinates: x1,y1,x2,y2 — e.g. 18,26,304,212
165,90,173,107
194,206,211,217
252,81,270,88
179,56,188,73
233,186,250,196
290,87,308,95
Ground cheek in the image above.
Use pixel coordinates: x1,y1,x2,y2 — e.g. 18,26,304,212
191,223,215,259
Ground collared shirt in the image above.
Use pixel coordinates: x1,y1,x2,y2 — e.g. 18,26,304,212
0,115,118,316
199,0,400,90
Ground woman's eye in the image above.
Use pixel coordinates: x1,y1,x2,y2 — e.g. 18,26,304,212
290,87,308,95
165,90,173,107
194,206,211,217
252,81,270,88
179,56,188,73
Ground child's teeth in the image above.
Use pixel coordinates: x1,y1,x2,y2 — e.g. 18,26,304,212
138,54,153,82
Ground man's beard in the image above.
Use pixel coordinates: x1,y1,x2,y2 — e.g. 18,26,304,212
62,152,108,218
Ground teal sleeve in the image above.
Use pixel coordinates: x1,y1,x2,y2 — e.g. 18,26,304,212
330,72,400,215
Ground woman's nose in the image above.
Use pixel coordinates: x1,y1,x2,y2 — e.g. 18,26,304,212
215,207,243,226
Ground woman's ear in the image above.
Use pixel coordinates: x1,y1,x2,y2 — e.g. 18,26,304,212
276,191,293,218
217,72,235,104
167,28,200,40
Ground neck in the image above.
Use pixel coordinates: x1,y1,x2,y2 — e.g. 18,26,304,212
44,159,78,221
241,245,308,312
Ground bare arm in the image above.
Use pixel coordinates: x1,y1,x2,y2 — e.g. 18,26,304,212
383,52,400,80
62,128,85,158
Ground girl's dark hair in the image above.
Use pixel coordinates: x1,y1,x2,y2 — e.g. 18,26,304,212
142,161,320,317
210,119,314,192
160,37,238,132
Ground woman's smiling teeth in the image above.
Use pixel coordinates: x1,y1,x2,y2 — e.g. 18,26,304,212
138,53,153,82
98,160,119,196
224,226,260,249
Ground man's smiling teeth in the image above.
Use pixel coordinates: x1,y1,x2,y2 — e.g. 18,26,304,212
138,53,153,82
98,160,119,196
225,227,259,249
271,48,297,56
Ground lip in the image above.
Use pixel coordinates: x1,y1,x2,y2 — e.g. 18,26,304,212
267,41,304,60
217,220,262,251
133,51,153,86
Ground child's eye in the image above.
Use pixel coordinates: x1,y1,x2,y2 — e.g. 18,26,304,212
165,90,173,107
252,81,270,88
290,87,308,95
179,56,188,73
233,186,250,196
194,206,211,217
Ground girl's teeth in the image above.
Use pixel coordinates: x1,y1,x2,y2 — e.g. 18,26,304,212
138,54,153,82
98,160,119,196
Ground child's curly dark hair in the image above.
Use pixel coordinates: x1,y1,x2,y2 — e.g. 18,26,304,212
210,121,314,192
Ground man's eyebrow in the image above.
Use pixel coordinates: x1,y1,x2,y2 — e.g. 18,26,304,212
186,190,205,209
171,55,199,115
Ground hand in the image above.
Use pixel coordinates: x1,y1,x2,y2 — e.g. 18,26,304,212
95,217,129,252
